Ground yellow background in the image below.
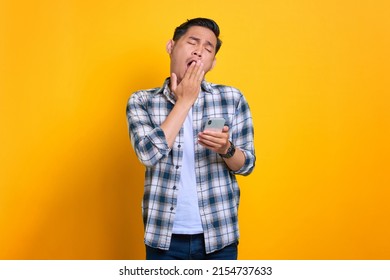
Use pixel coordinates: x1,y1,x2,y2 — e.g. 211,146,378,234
1,0,389,259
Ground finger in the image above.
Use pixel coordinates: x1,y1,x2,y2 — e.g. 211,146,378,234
194,68,205,83
199,137,222,149
185,61,197,79
199,132,224,145
170,73,177,92
194,62,205,82
200,130,225,138
189,60,203,80
193,61,204,81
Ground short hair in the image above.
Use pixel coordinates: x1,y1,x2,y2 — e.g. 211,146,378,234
172,18,222,54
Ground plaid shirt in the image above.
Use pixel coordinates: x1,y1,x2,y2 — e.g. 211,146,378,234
126,78,255,254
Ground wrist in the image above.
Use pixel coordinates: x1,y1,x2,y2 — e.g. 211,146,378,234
219,141,236,158
175,97,195,109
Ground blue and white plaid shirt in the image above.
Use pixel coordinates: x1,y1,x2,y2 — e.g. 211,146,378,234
126,78,255,254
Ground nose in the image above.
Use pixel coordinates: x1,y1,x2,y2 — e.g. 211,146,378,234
192,49,202,58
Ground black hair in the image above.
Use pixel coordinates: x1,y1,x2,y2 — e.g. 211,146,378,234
172,18,222,54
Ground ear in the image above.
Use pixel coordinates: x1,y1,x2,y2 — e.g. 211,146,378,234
166,40,174,54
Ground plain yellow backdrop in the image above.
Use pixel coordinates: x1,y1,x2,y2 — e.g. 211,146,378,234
1,0,389,259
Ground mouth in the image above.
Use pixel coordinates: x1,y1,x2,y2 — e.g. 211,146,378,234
186,59,198,70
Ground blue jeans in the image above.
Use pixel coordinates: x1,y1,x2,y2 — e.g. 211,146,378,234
146,233,238,260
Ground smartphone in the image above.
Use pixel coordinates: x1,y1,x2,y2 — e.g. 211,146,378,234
203,117,225,132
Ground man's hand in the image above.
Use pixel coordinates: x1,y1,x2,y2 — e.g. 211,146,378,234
198,126,230,154
198,126,246,171
161,60,205,148
170,60,205,107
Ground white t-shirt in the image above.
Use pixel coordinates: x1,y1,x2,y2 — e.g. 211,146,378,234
172,108,203,234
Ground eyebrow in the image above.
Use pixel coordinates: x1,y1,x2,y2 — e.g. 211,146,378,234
188,36,215,49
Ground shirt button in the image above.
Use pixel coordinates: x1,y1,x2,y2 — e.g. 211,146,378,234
178,144,181,148
173,186,176,190
175,166,179,169
170,207,174,211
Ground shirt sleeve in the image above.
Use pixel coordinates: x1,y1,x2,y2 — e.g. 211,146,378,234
126,91,171,167
230,94,256,175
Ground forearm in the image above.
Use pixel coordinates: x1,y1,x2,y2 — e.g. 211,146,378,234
222,147,246,172
160,100,192,148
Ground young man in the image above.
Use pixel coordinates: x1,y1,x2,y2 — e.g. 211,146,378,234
127,18,255,260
